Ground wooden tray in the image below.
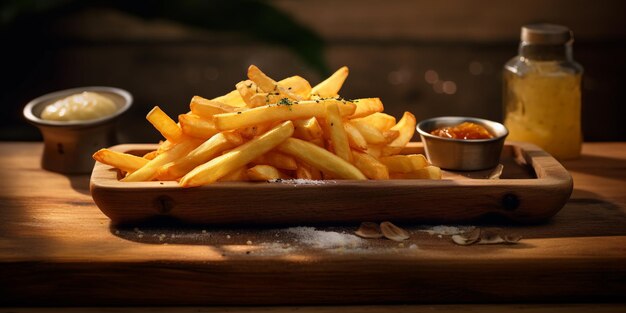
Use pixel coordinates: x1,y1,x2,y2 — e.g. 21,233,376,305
90,141,572,224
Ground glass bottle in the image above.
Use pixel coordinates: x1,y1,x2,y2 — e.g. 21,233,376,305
503,24,583,160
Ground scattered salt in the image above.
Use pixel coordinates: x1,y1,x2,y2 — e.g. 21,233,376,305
409,244,418,249
284,227,364,249
246,240,252,245
115,230,120,235
202,230,207,234
419,225,475,236
138,234,144,238
226,235,231,239
268,178,333,186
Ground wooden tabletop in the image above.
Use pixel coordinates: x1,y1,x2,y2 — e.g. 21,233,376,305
0,142,625,307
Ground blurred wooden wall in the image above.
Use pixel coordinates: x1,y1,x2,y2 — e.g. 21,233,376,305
2,0,625,142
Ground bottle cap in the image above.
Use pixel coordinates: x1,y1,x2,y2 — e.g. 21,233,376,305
521,24,572,45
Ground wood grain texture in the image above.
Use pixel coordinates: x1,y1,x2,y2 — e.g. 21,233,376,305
4,304,626,313
272,0,626,42
90,142,572,224
0,142,625,306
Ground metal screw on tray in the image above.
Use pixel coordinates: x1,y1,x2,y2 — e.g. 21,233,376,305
23,86,133,174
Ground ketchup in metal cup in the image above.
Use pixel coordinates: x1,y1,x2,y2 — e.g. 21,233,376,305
430,122,494,140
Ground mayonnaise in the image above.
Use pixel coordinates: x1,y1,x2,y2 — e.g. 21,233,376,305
41,91,117,121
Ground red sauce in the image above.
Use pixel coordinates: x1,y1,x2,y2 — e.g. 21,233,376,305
430,122,494,140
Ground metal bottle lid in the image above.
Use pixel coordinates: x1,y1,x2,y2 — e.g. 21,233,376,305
521,24,572,45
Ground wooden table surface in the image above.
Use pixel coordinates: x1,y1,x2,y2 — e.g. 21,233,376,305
1,142,625,309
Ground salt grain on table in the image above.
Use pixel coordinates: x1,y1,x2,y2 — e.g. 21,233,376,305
419,225,475,236
268,178,334,186
284,227,365,249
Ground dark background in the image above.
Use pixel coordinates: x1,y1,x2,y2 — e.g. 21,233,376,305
2,0,625,143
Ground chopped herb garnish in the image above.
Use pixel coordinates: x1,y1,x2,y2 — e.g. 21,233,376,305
278,98,293,106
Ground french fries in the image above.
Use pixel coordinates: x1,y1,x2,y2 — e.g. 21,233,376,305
381,112,417,156
278,138,366,180
180,121,294,187
213,99,356,131
146,106,183,143
93,149,149,173
247,165,288,181
94,65,442,186
324,101,351,162
189,96,236,118
179,113,219,140
156,131,242,181
311,66,348,97
122,138,203,182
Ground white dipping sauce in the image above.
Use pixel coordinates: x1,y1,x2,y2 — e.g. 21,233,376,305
41,91,117,121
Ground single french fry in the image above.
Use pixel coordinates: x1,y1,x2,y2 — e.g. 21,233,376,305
253,151,298,170
351,150,389,180
146,106,183,143
325,101,352,162
379,154,429,173
219,167,249,182
293,117,323,141
344,122,368,151
353,112,396,132
349,120,386,144
311,66,349,98
277,138,366,180
383,130,400,143
122,138,203,182
247,165,288,181
348,98,384,119
212,90,247,108
381,112,417,156
180,121,294,187
179,114,219,140
143,150,158,160
247,65,277,93
247,65,304,100
190,96,236,118
213,99,356,131
390,166,442,179
278,75,312,99
93,149,149,173
157,132,242,180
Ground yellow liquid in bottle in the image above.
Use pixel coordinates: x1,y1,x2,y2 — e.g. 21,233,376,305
503,62,582,160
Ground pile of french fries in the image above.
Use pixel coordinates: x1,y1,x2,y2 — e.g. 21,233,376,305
93,65,441,187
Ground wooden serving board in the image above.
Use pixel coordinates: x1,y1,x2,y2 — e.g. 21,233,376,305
1,142,625,306
90,142,572,225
